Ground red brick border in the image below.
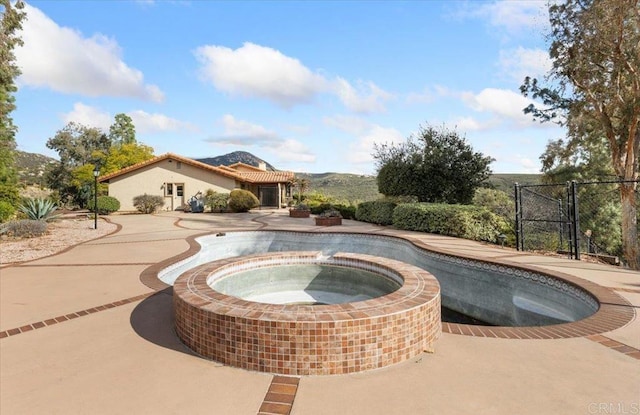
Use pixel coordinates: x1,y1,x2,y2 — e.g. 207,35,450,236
258,376,300,415
587,334,640,360
0,293,153,339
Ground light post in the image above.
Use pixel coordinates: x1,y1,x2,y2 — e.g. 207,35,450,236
93,167,100,230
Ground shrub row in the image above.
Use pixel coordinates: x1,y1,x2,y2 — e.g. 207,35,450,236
355,200,397,225
392,203,508,243
309,203,356,219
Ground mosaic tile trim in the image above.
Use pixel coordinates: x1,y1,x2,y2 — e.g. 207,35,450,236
174,251,442,375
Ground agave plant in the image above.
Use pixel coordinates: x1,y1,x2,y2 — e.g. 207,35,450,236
18,198,61,222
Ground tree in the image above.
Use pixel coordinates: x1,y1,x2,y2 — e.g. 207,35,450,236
373,124,493,204
108,113,136,145
0,0,26,207
102,142,154,175
520,0,639,268
45,122,111,205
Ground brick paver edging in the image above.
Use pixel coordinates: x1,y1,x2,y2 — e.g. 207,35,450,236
258,376,300,415
0,292,154,339
141,230,635,340
587,334,640,360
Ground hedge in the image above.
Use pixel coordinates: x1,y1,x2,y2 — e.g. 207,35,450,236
309,203,356,219
355,200,397,225
392,203,508,243
228,189,259,212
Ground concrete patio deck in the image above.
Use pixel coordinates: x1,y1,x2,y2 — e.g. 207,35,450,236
1,210,638,415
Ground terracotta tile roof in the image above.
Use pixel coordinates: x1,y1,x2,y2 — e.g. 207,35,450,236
98,153,293,184
228,162,265,172
237,171,294,183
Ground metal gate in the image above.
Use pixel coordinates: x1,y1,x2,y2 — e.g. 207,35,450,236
515,180,639,264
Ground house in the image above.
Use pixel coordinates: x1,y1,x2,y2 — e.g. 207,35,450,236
98,153,294,212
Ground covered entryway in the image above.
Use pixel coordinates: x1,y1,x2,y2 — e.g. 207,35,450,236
258,185,278,208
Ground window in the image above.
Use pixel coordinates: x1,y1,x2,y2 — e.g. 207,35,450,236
165,183,173,196
176,185,184,197
176,161,182,169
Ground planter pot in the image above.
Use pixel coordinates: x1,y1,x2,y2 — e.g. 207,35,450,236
315,216,342,226
289,209,311,218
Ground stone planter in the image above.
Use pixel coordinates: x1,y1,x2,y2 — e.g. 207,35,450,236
289,209,311,218
315,216,342,226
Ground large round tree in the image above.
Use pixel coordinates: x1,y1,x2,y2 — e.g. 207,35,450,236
374,124,493,205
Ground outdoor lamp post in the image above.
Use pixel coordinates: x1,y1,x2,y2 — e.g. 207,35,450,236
93,167,100,230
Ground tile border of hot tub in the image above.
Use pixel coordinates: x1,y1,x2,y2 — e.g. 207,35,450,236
173,251,441,375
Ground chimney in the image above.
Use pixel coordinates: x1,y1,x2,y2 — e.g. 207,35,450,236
258,161,266,171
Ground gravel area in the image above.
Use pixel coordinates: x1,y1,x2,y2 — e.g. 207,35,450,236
0,218,117,265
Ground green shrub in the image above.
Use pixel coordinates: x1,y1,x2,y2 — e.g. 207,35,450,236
392,203,508,243
355,200,397,225
1,219,48,238
204,189,229,212
309,203,356,219
228,189,259,212
0,201,15,223
133,194,164,214
18,198,60,222
87,196,120,215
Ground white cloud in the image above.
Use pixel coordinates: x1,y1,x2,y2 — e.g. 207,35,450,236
499,47,552,83
334,78,393,113
453,116,490,133
454,1,548,35
195,42,326,108
347,125,405,165
128,110,198,134
63,103,112,130
206,115,315,162
62,103,195,135
16,4,164,102
461,88,538,127
323,115,371,136
194,42,391,113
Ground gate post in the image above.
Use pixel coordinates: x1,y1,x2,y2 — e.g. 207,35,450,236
570,180,580,261
514,182,522,251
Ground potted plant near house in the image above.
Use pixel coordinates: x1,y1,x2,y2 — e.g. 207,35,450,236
288,177,311,218
315,208,342,226
290,203,311,218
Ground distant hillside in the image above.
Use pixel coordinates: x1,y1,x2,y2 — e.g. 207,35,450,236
195,151,276,171
15,150,57,186
13,150,541,202
296,172,381,203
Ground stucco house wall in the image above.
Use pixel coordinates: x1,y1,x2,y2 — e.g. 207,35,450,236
108,158,237,211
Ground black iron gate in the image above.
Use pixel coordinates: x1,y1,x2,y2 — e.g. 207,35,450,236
515,180,638,263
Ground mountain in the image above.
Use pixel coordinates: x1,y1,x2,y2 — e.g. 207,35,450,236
15,150,57,186
195,151,276,171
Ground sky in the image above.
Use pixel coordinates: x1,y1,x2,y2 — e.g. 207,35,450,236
12,0,564,175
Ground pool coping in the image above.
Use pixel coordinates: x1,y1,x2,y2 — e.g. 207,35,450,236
139,229,635,341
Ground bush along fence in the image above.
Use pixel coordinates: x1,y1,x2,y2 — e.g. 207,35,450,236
355,200,508,244
514,180,639,266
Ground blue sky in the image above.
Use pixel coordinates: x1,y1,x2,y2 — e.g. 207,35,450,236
13,0,562,174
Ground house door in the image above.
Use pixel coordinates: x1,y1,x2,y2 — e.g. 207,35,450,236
165,183,185,210
259,186,278,208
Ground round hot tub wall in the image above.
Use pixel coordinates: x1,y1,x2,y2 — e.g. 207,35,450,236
173,251,441,376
